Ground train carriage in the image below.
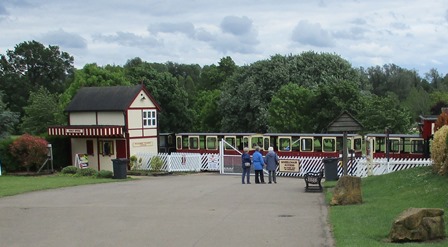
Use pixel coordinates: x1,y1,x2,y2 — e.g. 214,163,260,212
175,133,264,154
364,133,424,159
263,133,363,157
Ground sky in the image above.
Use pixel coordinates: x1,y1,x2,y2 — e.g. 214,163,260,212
1,0,448,76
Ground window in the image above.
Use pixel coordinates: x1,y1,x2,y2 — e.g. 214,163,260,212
322,138,335,152
207,136,217,150
143,110,157,127
279,137,291,151
301,138,313,152
99,140,114,156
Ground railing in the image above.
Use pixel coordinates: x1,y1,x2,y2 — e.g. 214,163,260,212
134,152,432,178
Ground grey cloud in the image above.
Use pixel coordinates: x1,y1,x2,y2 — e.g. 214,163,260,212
390,22,409,30
220,16,252,36
291,20,333,47
40,29,87,49
195,29,215,42
445,9,448,22
148,22,196,38
351,18,367,25
209,36,257,54
333,26,367,40
94,32,161,48
0,4,8,15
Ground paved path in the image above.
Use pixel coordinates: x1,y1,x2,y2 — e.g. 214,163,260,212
0,174,334,247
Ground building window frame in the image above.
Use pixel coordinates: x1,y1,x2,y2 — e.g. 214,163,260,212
143,110,157,128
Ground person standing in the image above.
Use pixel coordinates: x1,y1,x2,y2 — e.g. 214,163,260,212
252,146,265,184
241,147,251,184
265,146,279,184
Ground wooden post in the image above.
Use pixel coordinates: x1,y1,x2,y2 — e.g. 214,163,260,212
342,131,348,176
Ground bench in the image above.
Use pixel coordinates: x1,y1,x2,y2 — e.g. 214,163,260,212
304,170,324,192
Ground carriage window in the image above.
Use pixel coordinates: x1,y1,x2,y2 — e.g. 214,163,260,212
375,138,385,152
168,135,173,145
200,136,206,149
279,137,291,151
322,138,335,152
354,137,362,151
207,136,217,150
314,137,322,152
176,137,182,149
390,139,400,153
243,137,249,149
301,138,313,152
189,137,199,150
182,136,189,149
251,137,263,149
225,137,235,150
263,138,270,149
291,137,300,151
411,139,424,153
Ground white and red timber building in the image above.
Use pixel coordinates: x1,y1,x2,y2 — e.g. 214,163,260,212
48,84,161,171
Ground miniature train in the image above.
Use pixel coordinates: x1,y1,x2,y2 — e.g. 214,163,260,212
159,132,429,159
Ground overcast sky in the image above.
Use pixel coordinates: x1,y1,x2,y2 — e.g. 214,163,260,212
1,0,448,76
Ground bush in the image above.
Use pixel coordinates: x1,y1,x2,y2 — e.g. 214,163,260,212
61,166,79,174
77,167,98,177
97,170,113,178
150,156,164,172
9,134,48,171
430,125,448,175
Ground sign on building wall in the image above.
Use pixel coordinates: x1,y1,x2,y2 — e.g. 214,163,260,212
279,159,300,173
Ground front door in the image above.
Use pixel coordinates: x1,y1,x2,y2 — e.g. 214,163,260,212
116,140,127,158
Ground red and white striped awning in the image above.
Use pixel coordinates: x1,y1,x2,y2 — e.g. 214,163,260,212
48,126,124,137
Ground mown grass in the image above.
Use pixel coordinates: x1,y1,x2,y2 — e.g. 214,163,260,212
0,175,122,198
325,166,448,247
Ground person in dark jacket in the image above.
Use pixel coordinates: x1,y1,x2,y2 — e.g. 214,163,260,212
265,146,279,183
252,146,265,184
241,147,251,184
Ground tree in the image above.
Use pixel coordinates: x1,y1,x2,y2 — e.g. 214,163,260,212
123,59,193,132
311,79,364,133
191,89,222,132
10,134,48,172
357,93,413,133
0,91,20,139
434,111,448,132
403,86,431,120
20,87,60,135
59,63,130,111
0,40,74,117
267,83,315,132
430,125,448,175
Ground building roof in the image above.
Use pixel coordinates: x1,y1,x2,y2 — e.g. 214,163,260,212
65,84,159,112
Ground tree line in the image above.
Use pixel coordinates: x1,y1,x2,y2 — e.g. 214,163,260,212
1,40,448,138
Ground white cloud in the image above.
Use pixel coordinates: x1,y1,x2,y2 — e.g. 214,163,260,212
291,20,334,47
0,0,447,75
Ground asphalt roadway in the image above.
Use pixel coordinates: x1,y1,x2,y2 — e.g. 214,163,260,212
0,173,334,247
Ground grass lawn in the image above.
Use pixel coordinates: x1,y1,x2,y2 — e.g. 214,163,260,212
0,175,124,198
325,166,448,247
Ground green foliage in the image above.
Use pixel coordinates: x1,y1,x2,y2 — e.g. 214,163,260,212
311,79,364,132
0,40,74,119
97,170,113,178
129,155,142,170
61,166,79,174
150,156,164,172
44,136,71,171
267,83,315,132
191,89,222,132
328,166,448,247
430,125,448,175
357,93,413,133
20,87,61,135
0,137,17,172
9,134,48,171
0,92,20,138
76,167,98,177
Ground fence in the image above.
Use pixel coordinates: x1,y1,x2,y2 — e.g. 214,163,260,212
134,151,432,178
